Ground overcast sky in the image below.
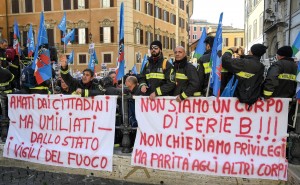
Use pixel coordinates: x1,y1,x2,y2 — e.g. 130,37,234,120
191,0,245,29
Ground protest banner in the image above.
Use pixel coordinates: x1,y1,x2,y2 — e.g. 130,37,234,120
132,97,289,180
3,94,117,171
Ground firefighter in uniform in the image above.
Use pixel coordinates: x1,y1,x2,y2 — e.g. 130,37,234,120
0,67,14,142
60,55,105,97
139,41,175,100
173,46,201,102
0,39,8,68
263,46,297,99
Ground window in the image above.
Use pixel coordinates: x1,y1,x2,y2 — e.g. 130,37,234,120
194,27,196,31
135,28,144,44
163,36,169,49
99,27,114,43
145,2,153,16
155,7,162,19
170,14,176,25
25,0,33,12
291,0,300,14
103,53,112,63
63,0,71,10
12,0,20,13
163,10,169,22
47,29,54,47
170,38,176,50
134,0,140,11
259,13,263,35
223,38,229,47
102,0,113,7
253,19,257,39
78,28,87,44
234,38,244,46
179,0,184,10
179,17,185,29
145,31,153,46
78,54,87,64
43,0,52,11
171,0,174,4
155,34,161,42
192,35,197,40
76,0,89,9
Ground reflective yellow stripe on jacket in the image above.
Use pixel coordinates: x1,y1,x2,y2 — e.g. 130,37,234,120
278,73,296,81
236,71,255,78
0,74,14,87
203,63,211,74
176,73,188,80
146,73,164,80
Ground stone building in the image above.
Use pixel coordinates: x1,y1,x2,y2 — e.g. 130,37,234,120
0,0,193,73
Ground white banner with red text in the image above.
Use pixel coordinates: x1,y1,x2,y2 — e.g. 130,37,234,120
3,94,117,171
132,97,289,180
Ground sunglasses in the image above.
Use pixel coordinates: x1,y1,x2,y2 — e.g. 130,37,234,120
151,45,159,50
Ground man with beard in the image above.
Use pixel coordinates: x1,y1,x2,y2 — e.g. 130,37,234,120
173,46,200,102
139,41,175,100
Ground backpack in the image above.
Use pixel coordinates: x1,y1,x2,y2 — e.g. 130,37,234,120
6,48,16,62
21,65,36,88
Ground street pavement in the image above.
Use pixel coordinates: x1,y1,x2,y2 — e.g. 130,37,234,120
0,166,153,185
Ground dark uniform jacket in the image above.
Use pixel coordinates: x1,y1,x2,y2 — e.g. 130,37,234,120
0,67,14,94
263,57,297,98
0,48,8,68
60,66,104,97
197,50,211,94
139,54,175,96
173,57,201,100
222,50,265,104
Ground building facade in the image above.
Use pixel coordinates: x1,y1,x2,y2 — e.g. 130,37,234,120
0,0,193,73
264,0,300,58
188,19,217,45
245,0,264,54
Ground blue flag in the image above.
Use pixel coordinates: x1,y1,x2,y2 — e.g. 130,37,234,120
221,76,238,97
88,51,98,72
140,54,148,73
58,12,67,35
68,50,74,64
27,24,35,57
131,64,138,75
296,61,300,99
32,12,52,85
210,12,223,97
61,29,75,43
13,20,21,55
292,32,300,57
116,2,125,80
194,27,207,59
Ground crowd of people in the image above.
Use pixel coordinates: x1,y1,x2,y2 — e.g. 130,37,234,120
0,38,298,145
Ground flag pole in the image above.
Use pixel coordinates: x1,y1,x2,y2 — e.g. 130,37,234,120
293,102,299,128
206,72,211,97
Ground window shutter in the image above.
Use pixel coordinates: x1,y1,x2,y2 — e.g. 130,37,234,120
85,0,89,9
110,0,114,7
140,29,143,44
25,0,33,12
145,31,148,45
12,0,19,13
133,0,136,9
74,28,79,44
110,27,114,43
85,28,89,44
241,38,244,46
63,0,71,10
73,0,78,9
43,0,52,11
100,27,103,43
234,38,237,46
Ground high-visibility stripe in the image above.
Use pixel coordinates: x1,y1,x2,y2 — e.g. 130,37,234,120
156,87,162,96
0,57,6,60
9,63,19,69
221,68,228,72
0,74,14,87
203,63,211,74
85,89,89,97
2,90,12,94
236,71,255,78
176,73,188,80
146,73,165,80
181,92,188,99
278,73,296,81
226,50,233,55
60,69,69,74
263,90,273,96
29,86,49,90
193,92,201,96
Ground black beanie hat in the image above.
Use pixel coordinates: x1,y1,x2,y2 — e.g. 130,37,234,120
150,40,162,50
277,46,293,58
204,36,215,48
250,44,267,57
